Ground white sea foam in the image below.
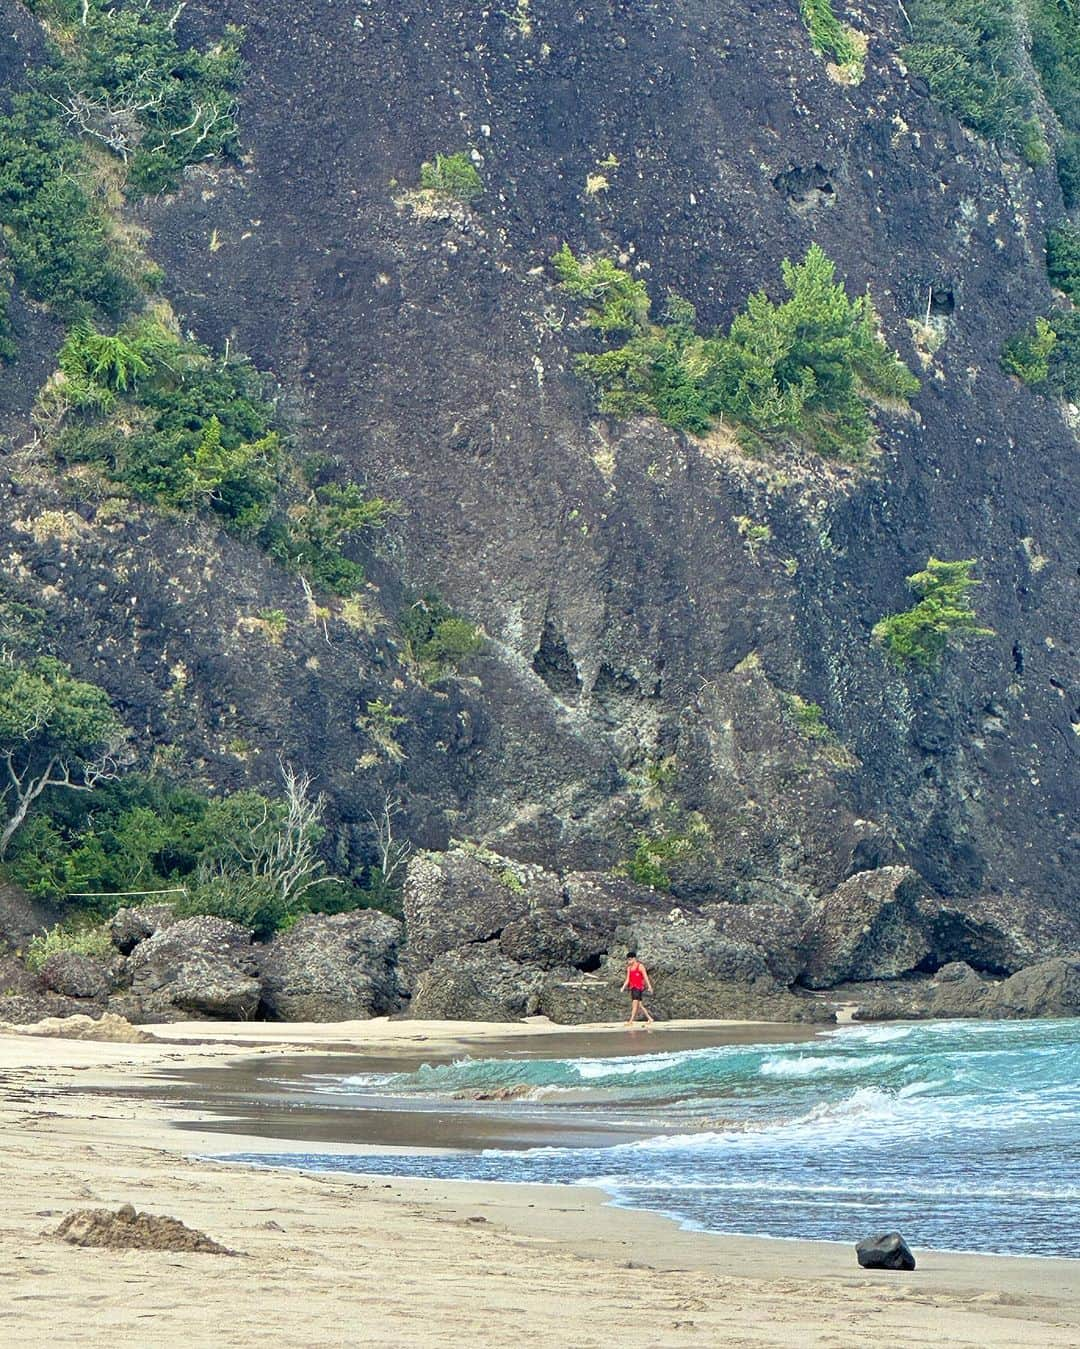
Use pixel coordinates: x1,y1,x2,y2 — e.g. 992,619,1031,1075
758,1053,900,1078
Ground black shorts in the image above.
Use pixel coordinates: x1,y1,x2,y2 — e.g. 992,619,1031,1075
629,987,646,1001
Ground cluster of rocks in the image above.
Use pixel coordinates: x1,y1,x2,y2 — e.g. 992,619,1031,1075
1,850,1077,1026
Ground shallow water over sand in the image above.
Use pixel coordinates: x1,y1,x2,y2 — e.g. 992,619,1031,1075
203,1019,1080,1257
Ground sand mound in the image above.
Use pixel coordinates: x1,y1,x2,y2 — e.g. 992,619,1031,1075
54,1204,236,1254
0,1013,153,1042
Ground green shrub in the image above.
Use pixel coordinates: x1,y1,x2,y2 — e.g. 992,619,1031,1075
419,152,483,202
0,261,15,363
556,243,919,459
267,484,394,595
25,921,113,971
904,0,1047,163
1001,310,1080,398
399,594,483,679
873,558,994,669
782,693,834,741
28,0,242,195
0,94,138,319
1045,308,1080,399
800,0,860,66
1001,315,1059,383
1047,223,1080,302
1029,0,1080,203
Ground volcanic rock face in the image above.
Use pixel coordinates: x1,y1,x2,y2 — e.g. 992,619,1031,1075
800,867,934,989
0,0,1074,957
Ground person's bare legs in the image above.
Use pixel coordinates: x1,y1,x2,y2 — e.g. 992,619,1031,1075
625,997,641,1026
642,1001,655,1023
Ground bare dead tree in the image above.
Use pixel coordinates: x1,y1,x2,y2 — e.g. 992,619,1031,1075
367,792,412,886
198,761,337,907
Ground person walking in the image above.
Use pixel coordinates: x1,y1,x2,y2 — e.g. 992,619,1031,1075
622,950,654,1025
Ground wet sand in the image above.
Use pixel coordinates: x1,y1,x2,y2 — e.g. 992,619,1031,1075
2,1017,1078,1347
140,1020,822,1151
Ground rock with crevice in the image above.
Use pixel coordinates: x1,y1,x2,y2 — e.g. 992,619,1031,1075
259,910,405,1020
125,915,260,1019
108,904,179,955
801,867,934,989
408,944,545,1021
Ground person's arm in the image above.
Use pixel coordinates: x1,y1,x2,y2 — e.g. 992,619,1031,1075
620,973,629,991
642,965,653,992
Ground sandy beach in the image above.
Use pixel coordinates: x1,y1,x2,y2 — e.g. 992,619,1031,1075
2,1018,1078,1348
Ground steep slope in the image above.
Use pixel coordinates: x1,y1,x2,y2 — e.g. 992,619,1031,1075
1,0,1077,942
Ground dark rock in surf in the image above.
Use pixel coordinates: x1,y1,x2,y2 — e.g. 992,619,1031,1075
855,1232,916,1271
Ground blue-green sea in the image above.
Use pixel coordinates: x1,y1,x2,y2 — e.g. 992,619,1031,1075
227,1019,1080,1257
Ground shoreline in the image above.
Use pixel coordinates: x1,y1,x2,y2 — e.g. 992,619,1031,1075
3,1017,1078,1346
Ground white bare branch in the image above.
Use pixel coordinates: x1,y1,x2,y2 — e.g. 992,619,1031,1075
367,791,412,885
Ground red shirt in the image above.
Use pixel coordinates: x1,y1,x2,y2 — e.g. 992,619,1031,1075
628,964,645,990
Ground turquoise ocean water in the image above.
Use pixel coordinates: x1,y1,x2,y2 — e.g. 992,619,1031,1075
228,1019,1080,1256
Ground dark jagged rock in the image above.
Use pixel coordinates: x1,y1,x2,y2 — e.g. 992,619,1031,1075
0,991,97,1024
39,952,111,1001
801,868,933,989
989,957,1080,1018
259,911,405,1020
0,884,59,952
402,851,532,974
108,905,179,956
409,945,545,1021
856,1232,916,1271
124,915,260,1020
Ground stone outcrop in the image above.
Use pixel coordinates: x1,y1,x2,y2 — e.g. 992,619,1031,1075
108,905,178,956
124,916,260,1020
800,868,933,989
409,944,545,1022
990,957,1080,1019
258,911,405,1020
39,951,111,1001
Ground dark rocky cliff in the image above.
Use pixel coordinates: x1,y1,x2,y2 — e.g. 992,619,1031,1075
1,0,1077,954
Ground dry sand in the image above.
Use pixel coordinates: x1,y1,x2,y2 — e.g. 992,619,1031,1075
1,1017,1077,1348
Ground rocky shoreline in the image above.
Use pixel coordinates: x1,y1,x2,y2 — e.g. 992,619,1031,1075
2,848,1078,1027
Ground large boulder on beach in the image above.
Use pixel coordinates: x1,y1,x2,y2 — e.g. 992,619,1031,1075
408,944,544,1021
108,904,178,955
39,951,111,1001
801,867,933,989
988,957,1080,1018
855,1232,916,1271
125,915,260,1020
402,851,532,972
259,911,405,1020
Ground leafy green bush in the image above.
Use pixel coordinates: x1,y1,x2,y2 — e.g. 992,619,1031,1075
873,558,994,669
1001,310,1080,398
1001,315,1059,383
1047,223,1080,302
800,0,860,66
267,484,393,595
904,0,1048,165
28,0,242,195
24,921,113,971
0,94,138,320
556,243,919,458
0,261,16,362
1029,0,1080,203
419,152,483,202
399,594,484,679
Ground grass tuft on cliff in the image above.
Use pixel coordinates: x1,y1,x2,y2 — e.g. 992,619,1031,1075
555,243,919,459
